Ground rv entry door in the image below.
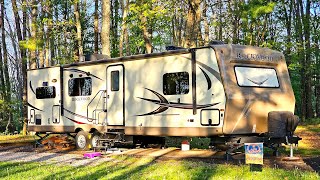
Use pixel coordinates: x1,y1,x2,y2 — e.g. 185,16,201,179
106,65,124,126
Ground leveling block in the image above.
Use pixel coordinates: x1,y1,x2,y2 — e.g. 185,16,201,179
83,152,102,159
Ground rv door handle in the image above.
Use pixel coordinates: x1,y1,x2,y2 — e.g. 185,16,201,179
107,95,110,99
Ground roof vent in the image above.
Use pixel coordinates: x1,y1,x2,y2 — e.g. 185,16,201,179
165,45,186,51
209,40,225,45
84,54,110,61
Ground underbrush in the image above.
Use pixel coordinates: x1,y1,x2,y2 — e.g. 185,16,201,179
165,137,210,149
300,118,320,126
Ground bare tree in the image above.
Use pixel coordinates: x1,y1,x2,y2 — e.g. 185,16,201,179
94,0,99,54
185,0,201,48
119,0,129,57
74,1,83,61
101,0,111,56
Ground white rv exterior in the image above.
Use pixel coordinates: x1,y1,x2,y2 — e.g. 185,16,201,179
27,44,300,150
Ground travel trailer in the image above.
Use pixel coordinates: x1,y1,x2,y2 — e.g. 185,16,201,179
27,43,300,152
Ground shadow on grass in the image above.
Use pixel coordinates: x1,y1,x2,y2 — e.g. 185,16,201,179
42,155,134,179
77,149,175,179
304,156,320,174
0,162,39,178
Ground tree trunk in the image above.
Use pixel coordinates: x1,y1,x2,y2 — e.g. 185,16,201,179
101,0,111,56
141,15,153,53
313,7,320,117
1,0,11,99
304,0,313,118
30,0,38,69
47,1,54,66
119,0,129,57
185,0,201,48
1,0,12,133
22,0,28,135
295,0,306,121
0,34,4,100
94,0,99,54
74,2,83,62
203,0,209,45
282,0,293,67
315,42,320,117
112,0,119,56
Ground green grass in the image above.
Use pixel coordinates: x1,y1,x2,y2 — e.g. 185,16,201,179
0,134,39,144
297,124,320,133
300,118,320,126
0,156,318,180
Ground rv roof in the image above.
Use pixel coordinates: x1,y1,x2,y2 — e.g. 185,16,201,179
63,48,191,68
27,44,284,70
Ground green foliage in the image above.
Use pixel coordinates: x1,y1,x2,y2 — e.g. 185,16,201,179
241,0,276,19
19,38,44,51
0,100,12,113
300,118,320,126
166,137,210,149
127,0,172,53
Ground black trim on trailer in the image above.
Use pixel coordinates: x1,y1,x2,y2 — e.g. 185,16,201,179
123,65,125,126
196,61,222,83
199,67,212,90
200,109,220,126
29,81,36,95
64,68,103,80
30,109,35,124
27,103,44,112
52,105,61,124
191,49,197,115
60,66,64,116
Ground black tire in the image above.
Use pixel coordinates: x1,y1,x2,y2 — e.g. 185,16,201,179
90,131,101,148
268,112,287,138
75,130,90,150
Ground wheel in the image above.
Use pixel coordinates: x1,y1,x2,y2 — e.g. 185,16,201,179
90,132,101,148
75,130,90,150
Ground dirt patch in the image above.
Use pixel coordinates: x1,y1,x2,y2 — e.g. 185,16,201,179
294,127,320,173
296,130,320,149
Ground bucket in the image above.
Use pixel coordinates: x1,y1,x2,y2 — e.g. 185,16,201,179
181,140,190,151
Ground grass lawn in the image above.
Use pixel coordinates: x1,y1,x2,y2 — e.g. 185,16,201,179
290,125,320,156
0,134,39,144
0,155,318,180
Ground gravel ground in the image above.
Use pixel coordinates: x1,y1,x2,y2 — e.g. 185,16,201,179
0,150,114,167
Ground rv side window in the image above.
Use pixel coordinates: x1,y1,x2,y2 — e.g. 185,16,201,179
234,66,279,88
68,77,92,96
36,86,56,99
111,71,119,91
163,72,189,95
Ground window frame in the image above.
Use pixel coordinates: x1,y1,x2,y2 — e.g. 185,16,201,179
36,86,56,99
111,70,120,91
234,65,280,88
68,77,92,97
163,71,190,95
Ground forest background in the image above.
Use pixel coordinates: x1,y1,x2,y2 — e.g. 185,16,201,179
0,0,318,135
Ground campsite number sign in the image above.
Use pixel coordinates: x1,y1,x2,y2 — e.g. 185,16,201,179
245,143,263,165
